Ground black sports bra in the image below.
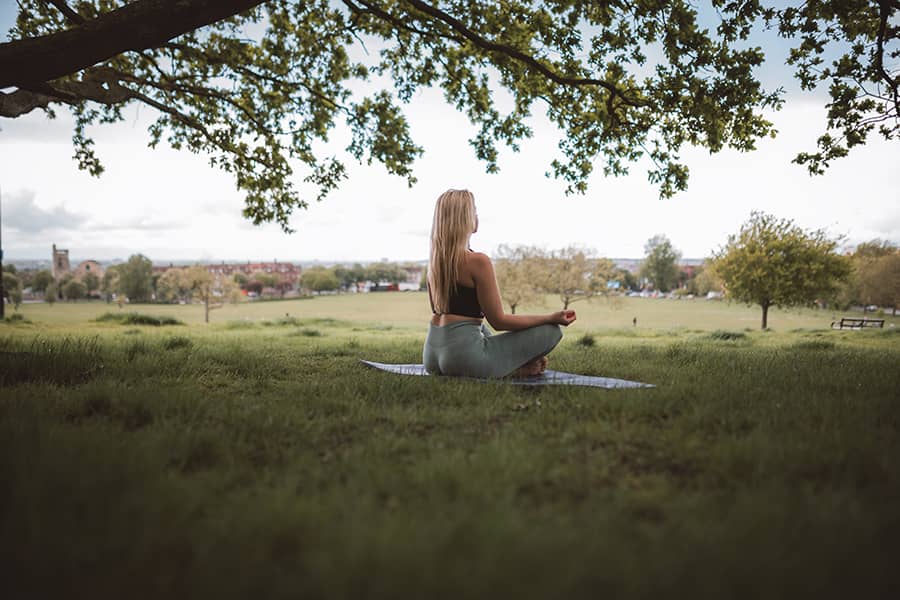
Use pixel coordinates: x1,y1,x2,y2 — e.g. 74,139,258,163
429,282,484,319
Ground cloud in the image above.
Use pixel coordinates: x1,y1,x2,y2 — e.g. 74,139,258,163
867,211,900,239
84,216,188,232
2,189,87,233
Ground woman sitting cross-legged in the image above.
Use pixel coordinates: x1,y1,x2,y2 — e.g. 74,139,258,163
424,189,576,378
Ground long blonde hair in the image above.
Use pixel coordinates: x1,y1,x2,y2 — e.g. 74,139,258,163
428,189,477,314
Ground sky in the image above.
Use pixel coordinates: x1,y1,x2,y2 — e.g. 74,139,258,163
1,3,898,265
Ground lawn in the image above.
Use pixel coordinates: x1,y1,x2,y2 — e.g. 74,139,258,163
2,295,899,599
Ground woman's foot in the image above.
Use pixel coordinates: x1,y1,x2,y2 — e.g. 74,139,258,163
511,356,548,378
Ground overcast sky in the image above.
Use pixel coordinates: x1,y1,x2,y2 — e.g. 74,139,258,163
2,4,898,265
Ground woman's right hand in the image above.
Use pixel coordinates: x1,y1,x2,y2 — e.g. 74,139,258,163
551,310,577,326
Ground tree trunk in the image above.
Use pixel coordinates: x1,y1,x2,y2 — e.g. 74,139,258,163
511,304,517,315
205,295,209,323
0,0,265,89
761,301,769,330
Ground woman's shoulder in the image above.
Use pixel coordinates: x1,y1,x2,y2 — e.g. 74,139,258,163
466,251,492,267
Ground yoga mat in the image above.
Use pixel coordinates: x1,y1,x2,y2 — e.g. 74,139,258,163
360,360,654,389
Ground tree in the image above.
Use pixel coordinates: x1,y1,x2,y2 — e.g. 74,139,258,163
541,247,613,310
858,252,900,315
4,2,894,230
2,272,23,310
63,279,87,301
640,235,681,293
117,254,154,302
713,212,851,329
301,267,341,294
250,271,280,290
688,261,725,296
45,283,58,306
31,269,54,295
156,268,192,303
101,266,120,302
493,244,545,314
837,239,898,308
184,266,239,323
82,271,101,297
366,263,405,285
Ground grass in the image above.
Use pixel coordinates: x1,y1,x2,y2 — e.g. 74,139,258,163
2,296,899,598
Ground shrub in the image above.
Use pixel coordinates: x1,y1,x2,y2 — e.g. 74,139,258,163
577,334,596,347
95,312,183,326
289,328,322,337
707,330,747,341
163,336,193,350
262,316,301,327
3,313,30,324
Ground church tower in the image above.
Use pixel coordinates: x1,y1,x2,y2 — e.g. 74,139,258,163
52,243,70,280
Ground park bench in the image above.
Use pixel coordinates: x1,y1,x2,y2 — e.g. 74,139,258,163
831,317,885,330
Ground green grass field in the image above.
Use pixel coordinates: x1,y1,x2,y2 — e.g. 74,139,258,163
2,294,899,599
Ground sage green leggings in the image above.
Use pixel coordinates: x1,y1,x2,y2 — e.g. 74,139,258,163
423,320,563,378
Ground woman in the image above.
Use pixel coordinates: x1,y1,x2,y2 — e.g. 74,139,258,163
424,189,576,378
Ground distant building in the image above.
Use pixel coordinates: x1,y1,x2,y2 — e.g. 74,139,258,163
74,260,105,280
51,244,70,280
153,261,302,290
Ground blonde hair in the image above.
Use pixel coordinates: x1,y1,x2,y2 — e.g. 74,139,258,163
428,189,477,314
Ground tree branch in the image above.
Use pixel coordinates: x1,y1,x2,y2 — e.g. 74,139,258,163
875,0,899,118
399,0,646,107
0,0,266,88
45,0,86,25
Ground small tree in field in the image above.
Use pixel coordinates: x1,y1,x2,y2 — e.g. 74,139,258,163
45,283,58,306
493,245,545,314
541,247,614,310
714,212,851,329
185,266,239,323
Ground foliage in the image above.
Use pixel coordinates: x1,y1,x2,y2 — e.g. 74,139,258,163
184,266,242,323
156,268,193,304
493,244,545,314
2,272,23,309
542,247,615,309
714,212,851,329
707,330,748,341
81,271,101,294
116,254,154,302
62,279,87,301
30,269,54,294
7,0,848,229
687,261,725,296
640,235,681,293
300,266,341,293
101,266,119,300
766,1,900,176
366,262,406,285
45,283,58,305
858,252,900,315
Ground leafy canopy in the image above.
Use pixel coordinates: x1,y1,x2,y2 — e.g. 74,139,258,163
2,1,897,230
714,212,851,328
640,234,681,293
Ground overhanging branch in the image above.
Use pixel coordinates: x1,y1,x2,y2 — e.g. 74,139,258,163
400,0,647,107
0,0,266,88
